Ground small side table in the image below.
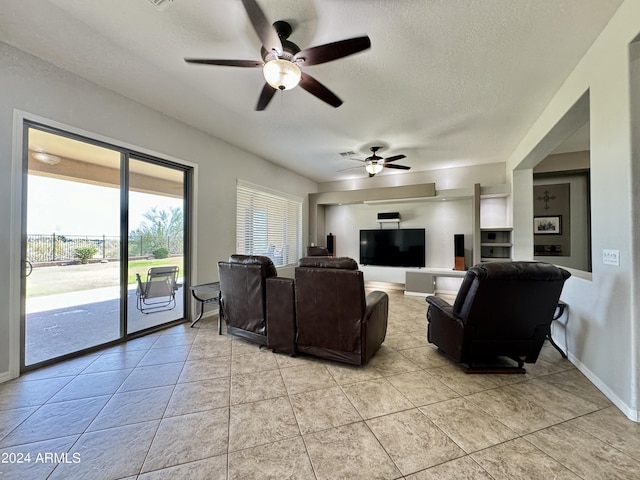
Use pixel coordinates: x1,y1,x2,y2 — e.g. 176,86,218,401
190,282,221,332
549,301,568,358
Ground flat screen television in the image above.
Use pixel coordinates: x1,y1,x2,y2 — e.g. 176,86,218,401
360,228,425,267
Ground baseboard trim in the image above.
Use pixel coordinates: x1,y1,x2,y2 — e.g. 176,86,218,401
191,307,218,323
569,352,639,423
365,281,405,291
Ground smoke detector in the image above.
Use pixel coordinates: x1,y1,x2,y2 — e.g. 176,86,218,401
146,0,174,11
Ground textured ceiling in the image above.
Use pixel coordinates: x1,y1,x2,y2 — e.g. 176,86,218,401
1,0,622,182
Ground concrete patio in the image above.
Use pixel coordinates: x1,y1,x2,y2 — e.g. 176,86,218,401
25,264,187,366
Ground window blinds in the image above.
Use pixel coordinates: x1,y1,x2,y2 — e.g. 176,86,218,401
236,180,302,266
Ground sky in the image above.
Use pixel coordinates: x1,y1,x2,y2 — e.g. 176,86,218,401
27,175,183,237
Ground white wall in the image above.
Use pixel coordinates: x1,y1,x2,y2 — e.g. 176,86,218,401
325,198,473,289
319,162,506,193
507,0,640,420
0,42,317,381
631,30,640,426
480,197,510,228
320,163,507,290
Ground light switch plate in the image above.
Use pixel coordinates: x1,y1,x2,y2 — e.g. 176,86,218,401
603,249,620,266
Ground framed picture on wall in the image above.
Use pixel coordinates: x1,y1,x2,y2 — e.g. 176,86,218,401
534,216,562,235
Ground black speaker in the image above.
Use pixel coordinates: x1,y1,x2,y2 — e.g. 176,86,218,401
454,234,464,257
326,233,335,255
454,234,465,270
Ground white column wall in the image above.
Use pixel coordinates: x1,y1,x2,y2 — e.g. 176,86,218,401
506,0,640,420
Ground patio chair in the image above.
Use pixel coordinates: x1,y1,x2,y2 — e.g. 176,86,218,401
135,265,180,314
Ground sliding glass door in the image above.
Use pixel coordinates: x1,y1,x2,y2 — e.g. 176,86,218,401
127,157,185,334
22,124,190,369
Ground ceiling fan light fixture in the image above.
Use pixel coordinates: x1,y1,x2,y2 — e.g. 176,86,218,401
365,160,384,175
263,59,301,91
32,151,61,165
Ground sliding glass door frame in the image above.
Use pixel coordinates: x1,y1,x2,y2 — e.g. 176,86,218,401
120,150,129,340
20,120,193,372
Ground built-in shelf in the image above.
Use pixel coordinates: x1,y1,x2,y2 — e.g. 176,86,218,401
364,185,509,205
480,228,512,262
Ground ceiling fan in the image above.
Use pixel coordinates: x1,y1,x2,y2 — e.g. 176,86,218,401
344,146,411,177
185,0,371,111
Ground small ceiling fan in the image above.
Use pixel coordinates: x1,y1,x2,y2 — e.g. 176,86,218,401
344,146,411,177
185,0,371,111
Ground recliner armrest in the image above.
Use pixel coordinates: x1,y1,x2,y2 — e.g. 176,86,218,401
266,277,296,355
362,290,389,364
425,295,454,319
365,290,388,318
425,295,465,361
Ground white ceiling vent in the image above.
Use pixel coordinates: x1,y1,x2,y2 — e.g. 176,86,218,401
146,0,173,11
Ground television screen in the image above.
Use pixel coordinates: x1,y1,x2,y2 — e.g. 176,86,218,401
360,228,425,267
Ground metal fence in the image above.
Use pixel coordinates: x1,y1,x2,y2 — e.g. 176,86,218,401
27,233,183,263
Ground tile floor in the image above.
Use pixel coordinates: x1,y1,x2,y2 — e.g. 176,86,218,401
1,290,639,479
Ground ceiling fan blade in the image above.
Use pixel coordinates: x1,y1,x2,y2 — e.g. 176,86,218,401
294,36,371,66
256,83,277,111
241,0,282,55
384,154,406,163
299,73,342,107
384,164,411,170
185,58,263,67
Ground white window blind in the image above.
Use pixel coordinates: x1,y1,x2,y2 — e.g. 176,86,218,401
236,180,302,266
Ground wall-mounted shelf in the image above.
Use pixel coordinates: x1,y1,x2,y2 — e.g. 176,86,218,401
480,228,512,262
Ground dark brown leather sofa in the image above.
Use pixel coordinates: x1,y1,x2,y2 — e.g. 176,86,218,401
305,246,330,256
266,275,296,355
218,254,297,351
426,261,571,372
294,257,388,365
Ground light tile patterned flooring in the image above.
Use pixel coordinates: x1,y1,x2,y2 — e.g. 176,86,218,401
1,290,640,479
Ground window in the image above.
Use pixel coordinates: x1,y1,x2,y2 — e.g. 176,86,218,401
236,180,302,266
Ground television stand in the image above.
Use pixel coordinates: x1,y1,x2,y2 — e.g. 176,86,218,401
405,268,466,295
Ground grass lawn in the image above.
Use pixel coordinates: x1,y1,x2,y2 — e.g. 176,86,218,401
26,257,184,297
127,258,184,285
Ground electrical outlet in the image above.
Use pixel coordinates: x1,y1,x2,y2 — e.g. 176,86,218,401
602,249,620,266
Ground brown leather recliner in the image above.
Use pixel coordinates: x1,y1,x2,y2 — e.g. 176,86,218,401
218,255,277,345
218,254,297,351
294,257,388,365
426,261,571,372
306,246,330,256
